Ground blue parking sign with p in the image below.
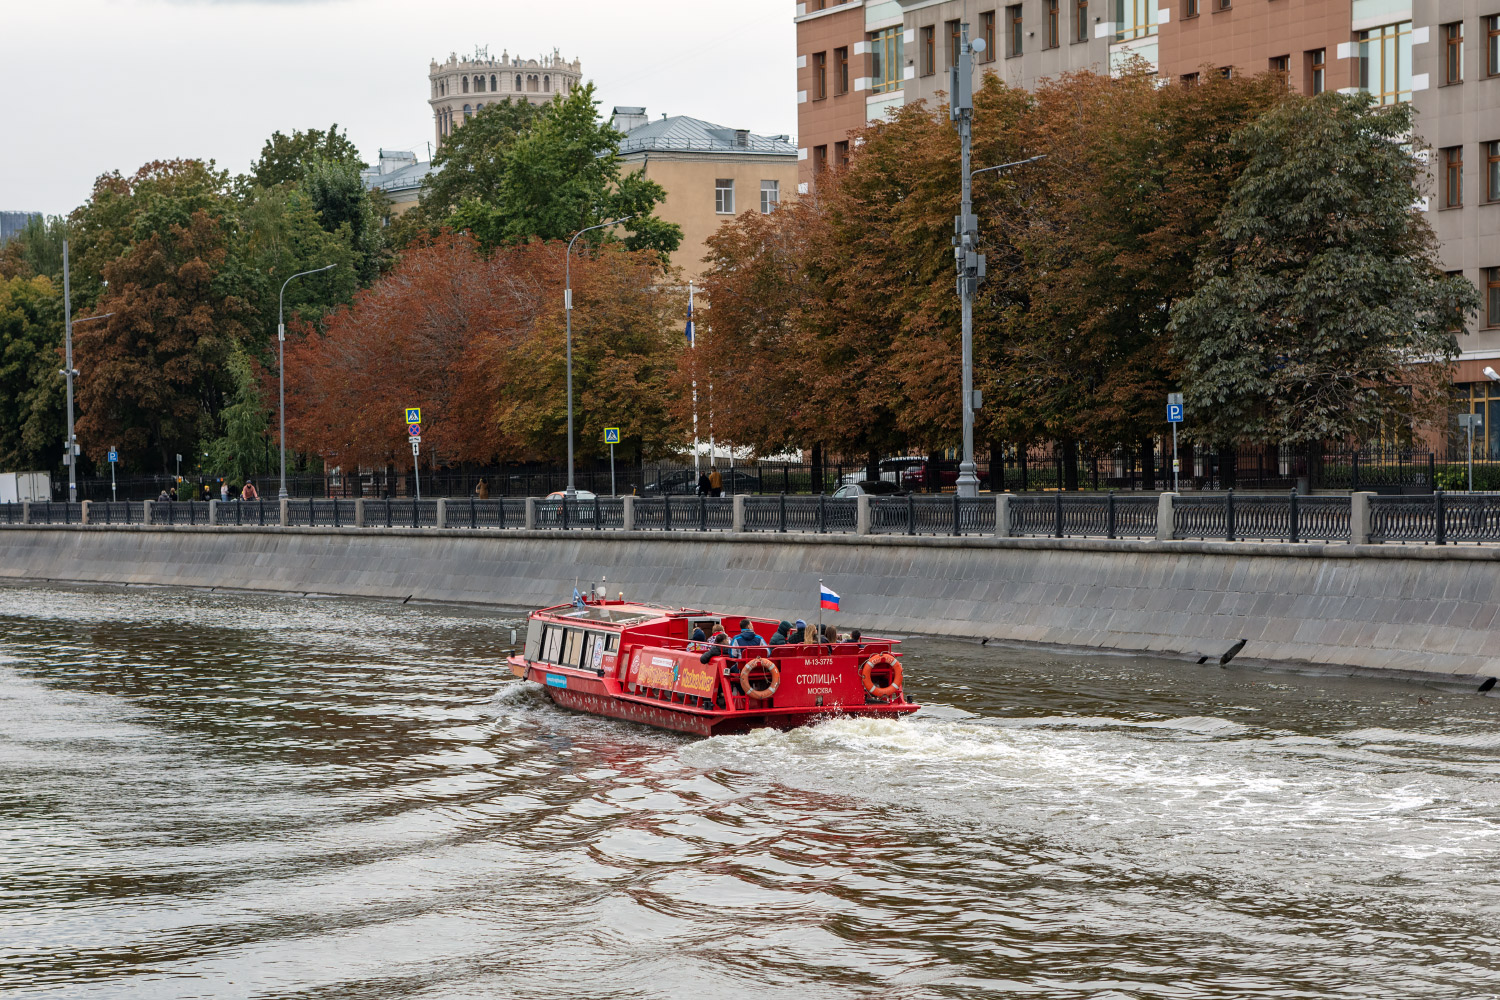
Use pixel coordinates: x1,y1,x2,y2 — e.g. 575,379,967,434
107,449,118,463
1167,404,1184,423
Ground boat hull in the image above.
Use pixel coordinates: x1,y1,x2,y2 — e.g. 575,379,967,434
539,683,917,737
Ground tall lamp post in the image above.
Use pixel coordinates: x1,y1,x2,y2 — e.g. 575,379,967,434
59,240,113,502
277,264,337,500
951,24,1044,498
564,217,633,499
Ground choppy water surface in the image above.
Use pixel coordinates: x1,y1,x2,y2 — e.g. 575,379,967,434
2,584,1499,999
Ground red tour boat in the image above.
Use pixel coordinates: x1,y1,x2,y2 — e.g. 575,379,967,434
506,596,918,736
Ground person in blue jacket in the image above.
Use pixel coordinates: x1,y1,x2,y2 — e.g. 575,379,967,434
730,620,765,659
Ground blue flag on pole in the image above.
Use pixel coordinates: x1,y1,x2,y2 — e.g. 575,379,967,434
685,298,694,346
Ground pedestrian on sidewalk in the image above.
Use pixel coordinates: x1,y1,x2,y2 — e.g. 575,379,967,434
475,479,490,500
708,467,723,497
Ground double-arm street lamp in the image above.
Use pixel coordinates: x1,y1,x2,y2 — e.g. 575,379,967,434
950,23,1044,498
277,264,337,500
564,216,634,499
59,240,112,502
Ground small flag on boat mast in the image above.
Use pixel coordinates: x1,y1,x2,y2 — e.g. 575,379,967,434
820,585,840,611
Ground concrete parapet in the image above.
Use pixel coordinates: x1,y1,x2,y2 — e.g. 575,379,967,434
1156,493,1177,542
207,500,218,526
436,499,448,530
21,502,31,524
524,498,537,530
731,495,744,533
3,525,1497,679
278,498,289,527
855,496,871,535
81,501,92,525
996,494,1012,538
141,500,153,525
623,496,636,531
355,499,366,528
1350,491,1374,545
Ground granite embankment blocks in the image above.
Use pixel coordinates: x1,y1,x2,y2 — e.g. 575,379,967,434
1,526,1496,678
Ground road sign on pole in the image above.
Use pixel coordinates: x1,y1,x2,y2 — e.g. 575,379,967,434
1166,394,1184,493
107,449,118,463
405,407,421,425
408,424,422,437
410,437,421,501
604,428,620,496
108,447,118,501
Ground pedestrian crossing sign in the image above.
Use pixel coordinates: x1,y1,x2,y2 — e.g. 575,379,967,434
604,427,620,444
405,407,421,425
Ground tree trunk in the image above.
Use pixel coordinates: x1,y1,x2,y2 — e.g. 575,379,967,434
927,450,943,493
1139,436,1156,491
811,442,824,495
1018,442,1028,492
989,442,1006,492
866,448,879,483
1221,443,1238,491
1062,438,1079,492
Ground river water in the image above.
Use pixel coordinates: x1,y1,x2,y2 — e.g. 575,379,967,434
2,583,1498,999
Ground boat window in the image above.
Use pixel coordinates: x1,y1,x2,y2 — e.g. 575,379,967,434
606,633,619,651
563,629,585,668
542,624,565,663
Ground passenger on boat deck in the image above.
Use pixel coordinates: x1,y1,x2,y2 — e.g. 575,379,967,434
687,627,707,652
769,621,792,646
850,628,862,646
730,621,764,659
699,628,731,664
790,619,806,643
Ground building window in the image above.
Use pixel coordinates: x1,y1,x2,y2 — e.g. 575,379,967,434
1270,54,1289,76
1444,146,1463,208
1308,48,1326,94
476,75,486,92
870,27,904,93
516,74,522,90
835,47,849,94
715,179,735,214
1183,0,1198,16
491,74,497,91
1358,22,1413,104
1181,72,1200,85
1075,0,1089,40
813,145,828,175
760,180,780,214
1487,141,1500,201
920,25,935,75
544,75,550,91
1489,16,1500,75
1219,66,1232,78
1215,0,1230,10
1488,268,1500,327
835,140,850,169
1008,4,1024,55
1114,0,1157,41
814,51,828,100
462,77,469,93
982,11,997,60
463,103,472,121
1443,22,1464,84
944,19,960,67
1046,0,1061,47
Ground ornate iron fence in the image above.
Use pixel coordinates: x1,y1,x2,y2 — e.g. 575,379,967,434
1370,492,1500,544
868,496,997,535
1009,495,1159,539
87,501,147,525
741,496,857,533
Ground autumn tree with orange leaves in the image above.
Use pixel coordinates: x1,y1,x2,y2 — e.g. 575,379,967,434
283,233,686,470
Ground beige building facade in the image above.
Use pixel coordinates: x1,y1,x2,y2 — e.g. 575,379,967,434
429,46,582,150
613,109,800,282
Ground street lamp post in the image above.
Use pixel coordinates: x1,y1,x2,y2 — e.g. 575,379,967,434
59,240,112,502
277,264,337,500
950,27,1043,498
564,217,633,499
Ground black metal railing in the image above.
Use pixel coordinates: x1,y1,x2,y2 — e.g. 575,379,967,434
1370,492,1500,545
1009,494,1159,539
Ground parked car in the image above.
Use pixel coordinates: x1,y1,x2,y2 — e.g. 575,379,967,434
901,461,961,492
642,469,762,495
839,457,925,487
544,490,598,501
542,489,598,522
831,480,906,499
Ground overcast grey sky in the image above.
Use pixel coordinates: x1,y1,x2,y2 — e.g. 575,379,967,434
1,0,797,216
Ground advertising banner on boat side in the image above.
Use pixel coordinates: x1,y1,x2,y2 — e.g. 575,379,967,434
627,649,717,697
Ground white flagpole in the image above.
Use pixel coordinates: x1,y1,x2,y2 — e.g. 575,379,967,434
690,282,700,475
817,577,824,645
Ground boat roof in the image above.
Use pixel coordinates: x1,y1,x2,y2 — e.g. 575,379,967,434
536,601,711,628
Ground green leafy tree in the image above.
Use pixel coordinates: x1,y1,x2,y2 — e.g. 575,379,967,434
0,214,67,282
419,99,542,219
1169,93,1479,450
300,157,384,284
0,274,64,470
204,349,271,484
251,125,365,188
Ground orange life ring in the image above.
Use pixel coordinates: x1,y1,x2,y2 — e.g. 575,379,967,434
739,657,780,699
861,653,903,698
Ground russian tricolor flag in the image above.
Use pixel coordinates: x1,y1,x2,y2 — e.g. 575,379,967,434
820,585,840,611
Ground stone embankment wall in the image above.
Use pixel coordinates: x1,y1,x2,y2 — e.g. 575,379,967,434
1,526,1496,680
